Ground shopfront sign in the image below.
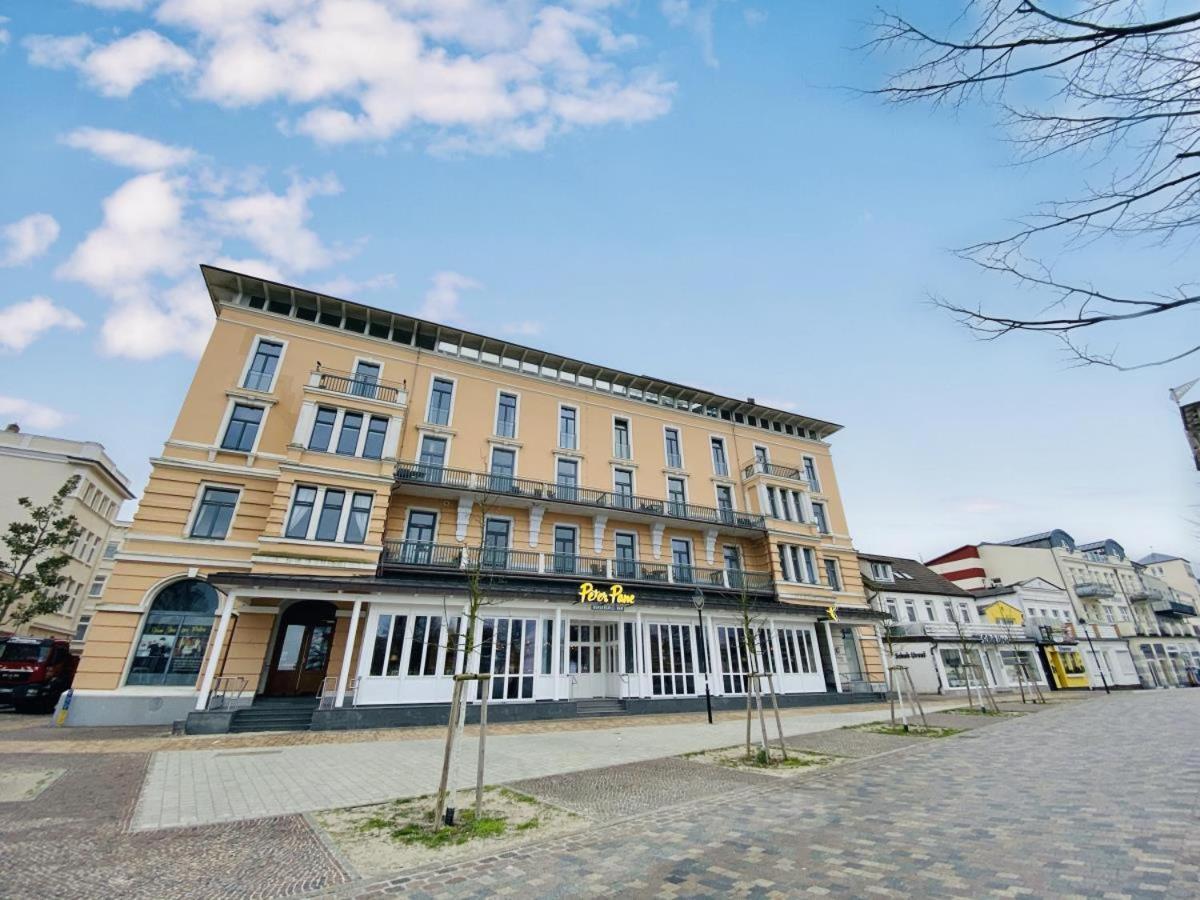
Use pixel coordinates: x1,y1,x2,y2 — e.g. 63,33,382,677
894,651,927,659
577,582,636,606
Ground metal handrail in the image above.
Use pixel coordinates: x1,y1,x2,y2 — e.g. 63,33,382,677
394,462,767,531
741,460,807,482
206,675,248,711
379,541,774,592
312,368,406,404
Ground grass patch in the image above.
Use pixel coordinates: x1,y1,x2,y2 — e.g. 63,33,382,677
687,745,836,773
852,722,962,738
381,810,509,848
516,817,541,832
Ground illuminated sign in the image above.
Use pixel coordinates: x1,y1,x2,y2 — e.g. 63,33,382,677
577,582,636,606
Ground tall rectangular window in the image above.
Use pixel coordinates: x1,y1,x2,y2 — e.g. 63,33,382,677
340,492,371,544
351,361,382,399
308,407,337,452
790,490,806,523
664,428,682,468
667,477,687,516
221,403,263,452
716,485,734,522
403,511,437,560
613,468,634,508
803,456,820,491
766,486,780,518
314,489,346,541
418,435,447,473
710,438,728,476
615,533,636,578
754,446,768,467
556,458,578,500
802,547,818,584
812,501,829,534
723,545,743,588
427,377,454,425
559,406,577,449
243,339,282,391
103,541,119,559
553,525,577,573
496,392,518,438
191,486,239,539
362,415,389,459
285,486,317,539
489,447,516,491
483,518,511,568
336,412,363,455
671,538,693,584
613,418,631,459
823,558,842,591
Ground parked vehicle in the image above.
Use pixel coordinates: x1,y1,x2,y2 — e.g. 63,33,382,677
0,636,78,713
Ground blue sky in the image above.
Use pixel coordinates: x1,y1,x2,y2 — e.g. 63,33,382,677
1,1,1196,564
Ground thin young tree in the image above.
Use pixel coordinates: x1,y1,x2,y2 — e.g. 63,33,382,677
0,476,83,629
733,584,788,763
872,1,1200,371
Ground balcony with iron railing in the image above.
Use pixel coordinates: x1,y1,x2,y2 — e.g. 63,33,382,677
308,367,408,405
1150,596,1198,617
741,460,809,484
888,621,1025,641
379,541,775,593
1129,586,1166,602
1073,582,1115,599
393,462,768,531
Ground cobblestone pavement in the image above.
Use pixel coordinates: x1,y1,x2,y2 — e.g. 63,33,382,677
327,690,1200,899
0,750,348,898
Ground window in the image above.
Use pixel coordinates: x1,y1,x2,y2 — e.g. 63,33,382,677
489,447,516,491
308,407,338,452
496,392,518,438
336,412,363,455
362,416,389,459
190,486,239,539
724,545,743,587
711,438,729,476
418,435,448,473
126,579,219,687
613,418,631,459
400,511,438,562
923,599,936,621
427,377,454,425
482,518,511,567
664,428,682,467
221,403,263,452
88,575,107,598
481,616,537,700
352,361,382,399
103,540,119,559
803,456,820,491
801,547,818,584
74,615,92,643
556,458,579,500
613,468,634,508
812,502,829,534
344,492,373,544
754,446,768,466
553,525,577,573
370,614,408,676
285,486,318,538
716,485,734,523
904,599,918,622
314,489,346,541
824,559,842,591
615,532,637,578
790,490,806,523
766,486,780,519
667,477,687,516
869,561,894,583
671,538,694,583
243,339,283,391
559,406,577,449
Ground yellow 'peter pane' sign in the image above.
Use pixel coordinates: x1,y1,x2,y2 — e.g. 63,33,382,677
578,582,636,605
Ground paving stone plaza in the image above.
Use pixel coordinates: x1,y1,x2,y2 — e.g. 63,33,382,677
1,690,1197,898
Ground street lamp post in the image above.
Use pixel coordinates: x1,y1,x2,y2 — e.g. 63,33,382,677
1078,617,1111,695
692,589,713,724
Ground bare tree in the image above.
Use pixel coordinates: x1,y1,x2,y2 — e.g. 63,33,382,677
871,1,1200,370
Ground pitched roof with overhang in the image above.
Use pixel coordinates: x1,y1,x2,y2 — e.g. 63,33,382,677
1138,552,1184,566
199,264,843,442
858,553,973,598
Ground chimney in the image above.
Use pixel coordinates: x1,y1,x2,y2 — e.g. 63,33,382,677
4,423,18,433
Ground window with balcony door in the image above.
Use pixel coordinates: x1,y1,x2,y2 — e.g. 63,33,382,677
243,338,282,392
664,429,682,468
418,435,447,478
671,538,693,584
613,418,631,459
613,468,634,508
556,458,579,500
666,477,687,516
553,525,577,573
754,446,768,472
495,392,518,438
711,438,729,476
716,485,734,522
489,447,516,491
221,403,263,452
401,510,438,563
351,361,382,399
724,545,743,588
427,377,454,425
559,406,577,449
615,532,637,578
803,456,820,490
482,518,511,568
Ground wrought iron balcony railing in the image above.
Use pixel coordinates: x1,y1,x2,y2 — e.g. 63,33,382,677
394,463,767,531
1073,582,1115,599
379,541,774,592
741,460,808,483
309,368,407,405
1150,596,1198,617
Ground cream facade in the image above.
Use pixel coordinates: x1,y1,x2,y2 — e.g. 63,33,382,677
0,425,134,642
68,266,884,729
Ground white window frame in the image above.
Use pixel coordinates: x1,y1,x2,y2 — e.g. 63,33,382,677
709,435,729,477
424,373,458,427
611,415,633,460
803,455,821,491
282,484,373,544
557,403,580,450
183,481,244,541
714,482,737,513
417,431,453,468
665,474,688,513
238,334,289,394
216,397,270,455
488,444,520,480
89,575,107,598
402,506,441,544
494,389,520,439
663,425,685,469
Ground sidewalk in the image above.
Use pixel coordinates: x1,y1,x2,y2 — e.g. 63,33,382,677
132,699,963,831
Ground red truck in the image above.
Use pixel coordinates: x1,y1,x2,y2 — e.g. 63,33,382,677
0,636,78,713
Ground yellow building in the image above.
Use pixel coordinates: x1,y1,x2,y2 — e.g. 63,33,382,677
69,265,884,729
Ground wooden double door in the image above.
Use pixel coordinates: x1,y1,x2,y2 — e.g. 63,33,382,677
265,601,338,696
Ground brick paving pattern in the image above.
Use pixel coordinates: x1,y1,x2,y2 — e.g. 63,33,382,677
329,690,1200,899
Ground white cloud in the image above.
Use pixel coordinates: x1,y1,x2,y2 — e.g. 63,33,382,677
26,1,678,153
418,271,481,324
61,127,195,170
1,214,61,266
501,320,544,337
0,16,10,47
0,396,70,432
206,174,343,272
98,279,213,359
0,297,85,352
661,0,720,68
212,257,287,284
743,8,767,27
25,29,193,97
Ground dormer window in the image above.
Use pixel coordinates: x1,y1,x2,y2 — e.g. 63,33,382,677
870,561,894,583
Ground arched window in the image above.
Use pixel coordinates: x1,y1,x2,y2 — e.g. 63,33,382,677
126,579,220,687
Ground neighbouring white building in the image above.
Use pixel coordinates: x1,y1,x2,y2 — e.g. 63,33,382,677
860,553,1048,697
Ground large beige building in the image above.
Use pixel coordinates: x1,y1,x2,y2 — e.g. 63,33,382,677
0,425,134,641
69,265,885,729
